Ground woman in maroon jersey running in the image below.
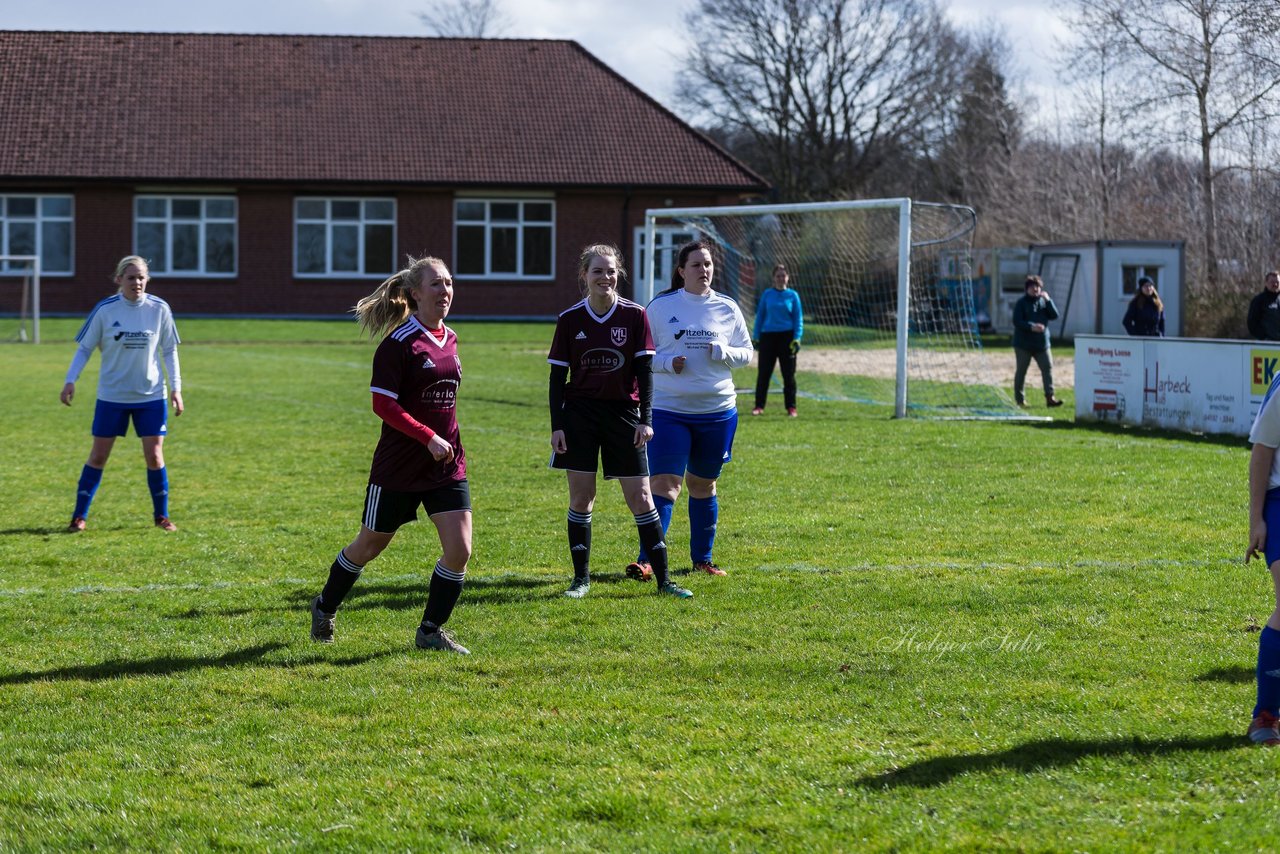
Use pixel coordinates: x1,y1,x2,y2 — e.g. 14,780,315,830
308,255,472,653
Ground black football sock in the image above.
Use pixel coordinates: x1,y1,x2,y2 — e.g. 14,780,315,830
421,560,465,629
318,550,363,612
635,508,670,587
568,509,591,581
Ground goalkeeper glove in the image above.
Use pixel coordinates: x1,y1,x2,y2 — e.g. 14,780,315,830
790,339,801,356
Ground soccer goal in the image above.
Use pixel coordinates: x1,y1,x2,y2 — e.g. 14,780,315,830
0,255,41,344
640,199,1027,419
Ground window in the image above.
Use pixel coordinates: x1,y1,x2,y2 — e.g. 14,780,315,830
455,199,554,279
634,226,696,300
295,198,396,277
1121,265,1161,296
135,196,237,276
0,194,73,274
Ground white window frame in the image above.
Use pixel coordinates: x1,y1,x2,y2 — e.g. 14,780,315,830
0,194,74,275
1120,264,1161,297
633,225,699,297
134,195,238,277
453,198,555,280
293,197,397,279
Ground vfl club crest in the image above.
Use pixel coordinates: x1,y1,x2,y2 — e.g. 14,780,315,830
610,327,627,346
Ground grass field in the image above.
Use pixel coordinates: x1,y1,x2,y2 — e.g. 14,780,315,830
0,318,1271,850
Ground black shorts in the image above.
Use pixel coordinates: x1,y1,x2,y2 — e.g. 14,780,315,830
362,479,471,534
551,398,648,480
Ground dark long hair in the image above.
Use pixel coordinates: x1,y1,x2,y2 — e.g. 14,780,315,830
666,240,717,293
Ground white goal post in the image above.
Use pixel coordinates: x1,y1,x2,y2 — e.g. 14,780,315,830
0,255,41,344
641,199,1027,420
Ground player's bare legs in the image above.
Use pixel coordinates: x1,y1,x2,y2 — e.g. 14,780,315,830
567,471,597,513
141,435,164,470
344,525,395,565
617,475,654,515
431,509,472,573
86,436,116,468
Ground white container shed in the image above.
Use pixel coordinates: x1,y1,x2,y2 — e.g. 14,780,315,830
1026,240,1185,340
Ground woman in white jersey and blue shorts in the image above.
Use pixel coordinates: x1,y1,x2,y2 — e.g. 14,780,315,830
633,240,753,578
60,255,183,532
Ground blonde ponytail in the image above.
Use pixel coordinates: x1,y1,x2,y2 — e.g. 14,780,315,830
353,255,447,339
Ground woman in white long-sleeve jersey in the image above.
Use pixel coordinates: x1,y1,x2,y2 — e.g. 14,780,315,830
629,240,753,580
60,255,183,532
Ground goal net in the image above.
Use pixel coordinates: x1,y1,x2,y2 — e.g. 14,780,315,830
641,199,1026,419
0,255,40,344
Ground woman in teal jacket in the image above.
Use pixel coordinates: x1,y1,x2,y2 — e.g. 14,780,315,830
752,263,804,416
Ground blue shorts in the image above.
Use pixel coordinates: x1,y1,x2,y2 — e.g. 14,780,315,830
648,407,737,480
1265,488,1280,566
92,399,168,438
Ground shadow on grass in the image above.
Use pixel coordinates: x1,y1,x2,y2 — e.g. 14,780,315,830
0,643,401,685
166,606,267,620
324,575,557,610
467,395,540,409
309,573,660,610
0,527,65,536
1196,665,1254,683
856,733,1243,789
1027,415,1250,447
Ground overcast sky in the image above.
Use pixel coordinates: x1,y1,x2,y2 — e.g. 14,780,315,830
4,0,1071,120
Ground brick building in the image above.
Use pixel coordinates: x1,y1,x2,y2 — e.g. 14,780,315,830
0,31,766,317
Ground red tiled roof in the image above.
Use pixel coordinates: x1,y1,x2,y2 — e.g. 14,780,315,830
0,30,767,190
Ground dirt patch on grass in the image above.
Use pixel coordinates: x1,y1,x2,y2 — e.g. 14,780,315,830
793,347,1075,389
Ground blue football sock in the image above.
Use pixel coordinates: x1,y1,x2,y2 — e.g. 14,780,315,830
147,466,170,519
638,494,674,563
73,465,104,518
689,495,718,564
1254,624,1280,717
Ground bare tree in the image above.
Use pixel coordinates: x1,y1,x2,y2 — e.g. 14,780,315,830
678,0,969,201
1065,0,1280,291
419,0,510,38
933,32,1023,207
1055,0,1144,236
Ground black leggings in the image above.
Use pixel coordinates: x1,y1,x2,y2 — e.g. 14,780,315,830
754,331,797,409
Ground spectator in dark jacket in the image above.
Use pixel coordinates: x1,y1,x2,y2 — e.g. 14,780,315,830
1012,275,1063,408
1123,276,1165,337
1248,271,1280,341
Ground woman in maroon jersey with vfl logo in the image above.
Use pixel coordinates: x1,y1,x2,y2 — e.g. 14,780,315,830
308,255,473,653
547,243,693,600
